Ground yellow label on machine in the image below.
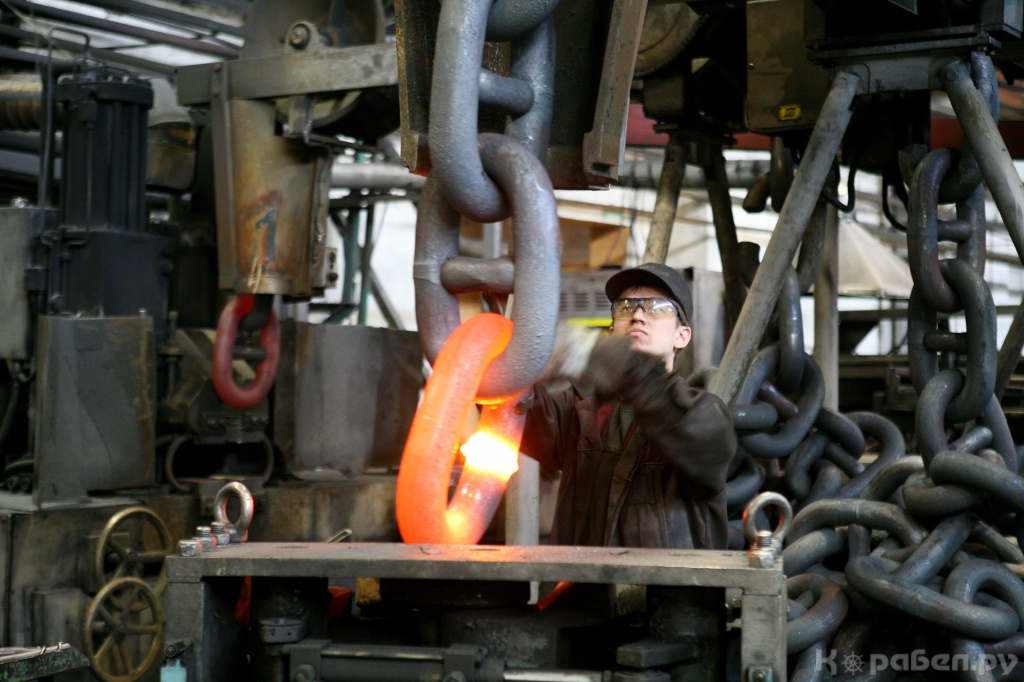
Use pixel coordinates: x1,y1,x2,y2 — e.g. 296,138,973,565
778,104,802,121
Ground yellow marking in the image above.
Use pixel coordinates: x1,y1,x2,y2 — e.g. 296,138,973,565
778,104,802,121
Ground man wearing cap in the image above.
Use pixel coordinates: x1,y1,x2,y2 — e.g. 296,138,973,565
520,263,736,550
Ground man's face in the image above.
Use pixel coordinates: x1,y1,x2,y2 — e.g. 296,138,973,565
610,285,691,369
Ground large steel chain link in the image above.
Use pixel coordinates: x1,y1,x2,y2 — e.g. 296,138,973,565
713,105,1024,673
413,0,561,401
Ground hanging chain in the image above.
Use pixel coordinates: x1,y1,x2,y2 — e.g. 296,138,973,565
413,0,562,401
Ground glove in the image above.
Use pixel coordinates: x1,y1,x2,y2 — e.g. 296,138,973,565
584,335,669,405
537,323,602,383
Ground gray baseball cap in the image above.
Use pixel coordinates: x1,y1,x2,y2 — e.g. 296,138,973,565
604,263,693,323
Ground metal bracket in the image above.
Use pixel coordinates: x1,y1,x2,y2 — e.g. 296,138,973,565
581,0,648,183
177,43,399,106
164,638,193,659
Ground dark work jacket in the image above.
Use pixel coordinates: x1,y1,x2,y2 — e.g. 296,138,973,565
520,379,735,549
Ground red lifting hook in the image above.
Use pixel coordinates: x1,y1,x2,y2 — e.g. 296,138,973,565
211,294,280,409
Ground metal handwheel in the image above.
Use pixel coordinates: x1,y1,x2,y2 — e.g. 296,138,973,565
93,507,173,597
83,577,164,682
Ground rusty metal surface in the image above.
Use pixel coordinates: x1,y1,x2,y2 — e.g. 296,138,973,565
581,0,647,184
0,208,51,360
147,124,196,191
546,0,615,189
245,478,400,542
0,494,194,681
274,322,422,478
745,0,831,134
176,44,398,106
164,543,785,681
395,0,440,175
28,589,88,657
222,99,327,296
33,316,156,506
167,542,783,594
395,0,510,177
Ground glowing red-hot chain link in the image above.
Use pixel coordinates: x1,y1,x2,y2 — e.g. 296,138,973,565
212,294,280,409
397,313,527,544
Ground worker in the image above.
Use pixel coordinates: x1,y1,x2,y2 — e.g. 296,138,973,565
520,263,736,549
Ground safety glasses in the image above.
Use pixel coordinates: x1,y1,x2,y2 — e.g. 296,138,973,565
611,297,687,324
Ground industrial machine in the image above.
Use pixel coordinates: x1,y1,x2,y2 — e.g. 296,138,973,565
2,0,1024,680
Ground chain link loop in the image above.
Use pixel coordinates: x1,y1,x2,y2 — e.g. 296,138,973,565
415,0,560,402
907,149,986,312
415,135,561,402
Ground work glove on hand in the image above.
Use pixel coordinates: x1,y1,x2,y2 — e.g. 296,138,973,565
538,324,701,419
537,323,603,384
586,335,704,416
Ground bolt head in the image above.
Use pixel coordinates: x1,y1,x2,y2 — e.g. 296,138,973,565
288,24,311,49
177,539,201,557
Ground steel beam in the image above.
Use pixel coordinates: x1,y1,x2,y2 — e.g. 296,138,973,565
944,57,1024,401
813,201,839,410
177,43,399,105
709,71,859,405
704,145,745,328
642,134,687,264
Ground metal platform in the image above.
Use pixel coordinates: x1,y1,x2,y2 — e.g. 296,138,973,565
164,543,787,681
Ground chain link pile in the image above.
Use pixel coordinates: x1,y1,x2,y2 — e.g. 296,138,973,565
713,60,1024,681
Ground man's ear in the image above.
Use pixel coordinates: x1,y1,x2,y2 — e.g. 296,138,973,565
675,325,692,350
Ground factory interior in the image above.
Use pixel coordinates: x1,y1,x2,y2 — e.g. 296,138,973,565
7,0,1024,680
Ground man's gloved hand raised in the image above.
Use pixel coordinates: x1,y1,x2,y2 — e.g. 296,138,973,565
585,335,699,418
586,335,661,401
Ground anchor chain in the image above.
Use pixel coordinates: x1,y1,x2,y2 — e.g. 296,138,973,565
708,116,1024,674
413,0,562,402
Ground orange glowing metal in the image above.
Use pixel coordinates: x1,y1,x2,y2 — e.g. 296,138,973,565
396,313,528,545
461,430,520,481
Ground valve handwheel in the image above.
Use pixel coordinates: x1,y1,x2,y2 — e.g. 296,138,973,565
94,507,173,598
83,577,164,682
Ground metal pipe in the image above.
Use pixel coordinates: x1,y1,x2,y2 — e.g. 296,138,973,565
642,134,687,264
704,144,745,328
0,24,176,75
620,157,767,190
2,0,240,58
504,671,605,682
814,200,839,410
358,204,376,325
709,71,859,405
370,269,404,330
505,456,539,545
0,45,71,70
75,0,245,37
37,65,54,209
332,162,426,191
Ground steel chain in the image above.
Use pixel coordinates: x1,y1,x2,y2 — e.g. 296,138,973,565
414,0,561,400
712,143,1024,667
